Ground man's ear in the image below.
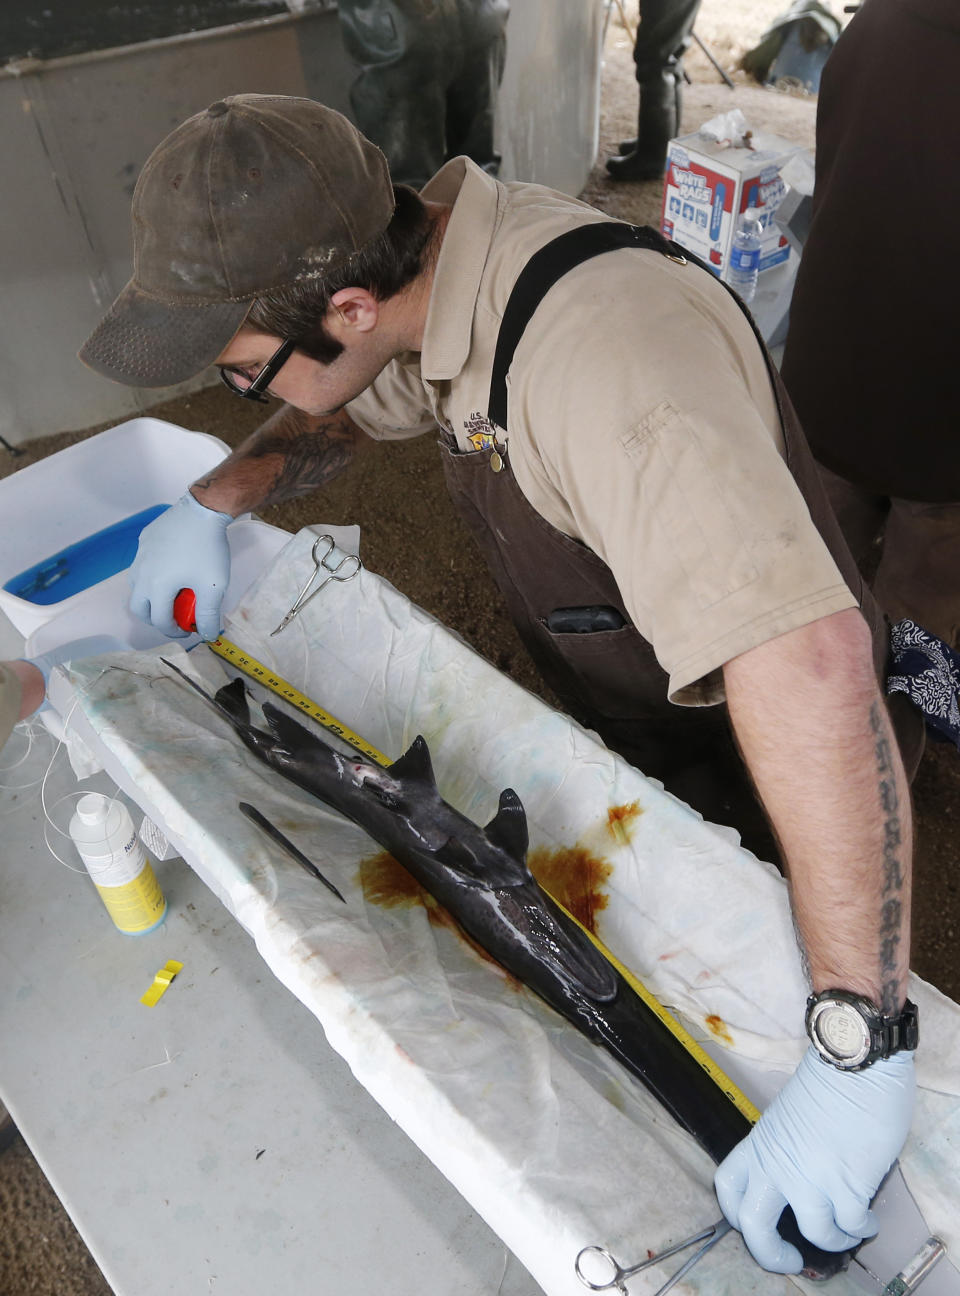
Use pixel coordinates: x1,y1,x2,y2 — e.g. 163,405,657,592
329,287,379,334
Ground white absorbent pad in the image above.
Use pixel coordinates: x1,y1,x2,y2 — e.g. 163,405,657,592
62,527,960,1296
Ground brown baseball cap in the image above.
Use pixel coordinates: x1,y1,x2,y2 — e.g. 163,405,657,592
79,94,395,388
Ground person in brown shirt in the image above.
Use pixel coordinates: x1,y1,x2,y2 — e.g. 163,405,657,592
79,95,919,1274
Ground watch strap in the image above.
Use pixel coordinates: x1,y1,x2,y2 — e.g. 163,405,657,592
884,997,919,1054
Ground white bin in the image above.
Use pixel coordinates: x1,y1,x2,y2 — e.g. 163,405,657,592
1,418,231,639
0,416,291,654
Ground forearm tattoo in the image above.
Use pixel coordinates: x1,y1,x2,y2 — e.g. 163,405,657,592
194,407,358,510
253,422,355,507
870,700,905,1015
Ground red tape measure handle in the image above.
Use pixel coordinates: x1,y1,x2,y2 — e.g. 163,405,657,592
173,587,197,633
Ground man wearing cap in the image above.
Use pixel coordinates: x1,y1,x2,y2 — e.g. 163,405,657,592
80,94,920,1275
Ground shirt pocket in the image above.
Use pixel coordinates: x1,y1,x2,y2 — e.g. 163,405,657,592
619,399,759,610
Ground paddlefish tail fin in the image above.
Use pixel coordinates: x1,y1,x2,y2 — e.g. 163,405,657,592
214,677,252,726
161,659,251,730
161,662,299,772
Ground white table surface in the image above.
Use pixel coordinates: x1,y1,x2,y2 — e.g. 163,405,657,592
0,616,541,1296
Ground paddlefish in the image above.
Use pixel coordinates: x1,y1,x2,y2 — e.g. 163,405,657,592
165,663,851,1281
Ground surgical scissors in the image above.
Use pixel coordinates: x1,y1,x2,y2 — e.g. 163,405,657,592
272,535,362,636
575,1219,732,1296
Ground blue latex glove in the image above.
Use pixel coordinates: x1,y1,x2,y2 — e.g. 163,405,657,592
715,1046,915,1273
20,635,127,714
128,491,232,640
26,635,128,683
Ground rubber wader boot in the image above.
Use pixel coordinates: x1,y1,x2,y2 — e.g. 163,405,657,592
606,70,680,181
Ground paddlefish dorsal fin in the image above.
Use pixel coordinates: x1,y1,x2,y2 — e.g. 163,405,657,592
387,735,436,788
484,788,529,862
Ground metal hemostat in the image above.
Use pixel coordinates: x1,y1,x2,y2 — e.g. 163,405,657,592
575,1218,732,1295
272,534,361,636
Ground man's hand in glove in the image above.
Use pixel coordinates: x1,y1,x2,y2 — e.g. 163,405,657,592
128,491,233,640
715,1045,915,1272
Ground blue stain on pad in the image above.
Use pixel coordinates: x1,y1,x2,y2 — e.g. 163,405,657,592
4,504,168,604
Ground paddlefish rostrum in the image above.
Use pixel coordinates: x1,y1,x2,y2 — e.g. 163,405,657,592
166,663,851,1281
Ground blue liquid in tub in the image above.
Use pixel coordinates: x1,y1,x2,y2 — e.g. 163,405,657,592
4,504,169,605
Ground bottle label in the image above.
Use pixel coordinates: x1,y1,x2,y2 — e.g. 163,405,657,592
730,246,760,272
95,861,167,934
78,833,144,888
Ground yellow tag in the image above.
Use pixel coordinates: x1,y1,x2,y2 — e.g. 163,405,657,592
208,637,390,767
141,960,184,1007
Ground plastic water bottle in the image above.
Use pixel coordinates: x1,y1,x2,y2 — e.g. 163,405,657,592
727,207,764,303
68,793,167,934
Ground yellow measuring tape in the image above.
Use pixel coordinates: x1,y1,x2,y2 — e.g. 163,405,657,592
209,633,760,1126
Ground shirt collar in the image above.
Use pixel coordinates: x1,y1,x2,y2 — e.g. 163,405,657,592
418,157,502,382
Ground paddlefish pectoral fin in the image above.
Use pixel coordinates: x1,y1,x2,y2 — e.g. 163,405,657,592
432,834,525,888
260,699,333,759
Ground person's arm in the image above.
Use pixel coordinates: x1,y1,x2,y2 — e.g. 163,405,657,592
1,638,129,744
725,606,911,1011
128,404,369,639
190,404,369,516
8,660,46,721
715,606,915,1270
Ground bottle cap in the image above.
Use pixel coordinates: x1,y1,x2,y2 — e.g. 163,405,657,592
76,793,109,825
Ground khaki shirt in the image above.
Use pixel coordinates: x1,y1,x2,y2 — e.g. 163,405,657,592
0,662,22,749
348,159,855,703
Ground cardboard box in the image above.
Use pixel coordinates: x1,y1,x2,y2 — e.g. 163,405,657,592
660,130,798,281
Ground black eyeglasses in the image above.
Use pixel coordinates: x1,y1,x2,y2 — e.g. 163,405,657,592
218,338,295,403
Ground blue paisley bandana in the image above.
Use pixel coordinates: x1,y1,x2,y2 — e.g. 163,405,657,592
886,618,960,747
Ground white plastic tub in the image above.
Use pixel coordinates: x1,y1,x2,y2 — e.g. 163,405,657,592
0,418,232,638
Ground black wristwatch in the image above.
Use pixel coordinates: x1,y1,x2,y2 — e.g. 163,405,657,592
805,990,919,1071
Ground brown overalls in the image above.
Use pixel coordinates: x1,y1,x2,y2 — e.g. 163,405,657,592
438,223,922,849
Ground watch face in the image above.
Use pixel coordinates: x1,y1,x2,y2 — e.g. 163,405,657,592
813,1000,872,1066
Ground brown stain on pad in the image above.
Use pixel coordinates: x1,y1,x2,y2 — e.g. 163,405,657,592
527,845,612,935
606,800,643,847
358,850,516,979
705,1014,734,1047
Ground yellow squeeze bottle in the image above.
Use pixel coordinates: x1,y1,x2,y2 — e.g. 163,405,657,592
68,793,167,934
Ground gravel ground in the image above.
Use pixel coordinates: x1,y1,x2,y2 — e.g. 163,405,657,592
5,5,960,1293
